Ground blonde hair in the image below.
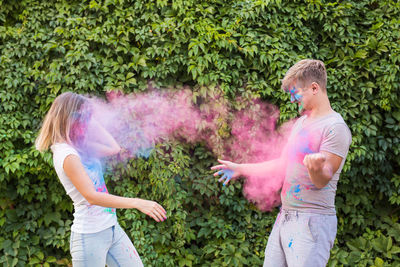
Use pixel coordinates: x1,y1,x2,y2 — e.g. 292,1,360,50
281,59,327,91
35,92,87,152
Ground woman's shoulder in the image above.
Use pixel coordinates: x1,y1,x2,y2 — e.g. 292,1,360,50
51,142,73,150
51,143,80,158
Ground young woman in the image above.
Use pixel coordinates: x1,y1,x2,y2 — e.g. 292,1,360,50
35,92,167,266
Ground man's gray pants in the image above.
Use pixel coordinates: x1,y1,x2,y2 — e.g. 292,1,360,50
263,209,337,267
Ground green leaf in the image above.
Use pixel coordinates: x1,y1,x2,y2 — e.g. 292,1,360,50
46,256,57,263
374,257,384,267
354,50,368,59
36,251,44,261
393,111,400,122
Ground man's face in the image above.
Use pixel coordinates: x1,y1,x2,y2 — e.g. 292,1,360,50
287,83,312,111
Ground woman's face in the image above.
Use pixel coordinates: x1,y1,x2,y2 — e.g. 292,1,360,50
70,101,92,147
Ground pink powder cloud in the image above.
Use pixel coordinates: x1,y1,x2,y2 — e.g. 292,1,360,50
77,88,298,211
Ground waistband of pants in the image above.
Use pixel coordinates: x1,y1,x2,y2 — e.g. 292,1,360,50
280,208,336,220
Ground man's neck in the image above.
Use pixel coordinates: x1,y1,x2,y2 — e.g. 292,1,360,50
307,97,334,119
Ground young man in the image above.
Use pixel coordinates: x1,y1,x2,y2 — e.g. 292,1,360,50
212,59,352,266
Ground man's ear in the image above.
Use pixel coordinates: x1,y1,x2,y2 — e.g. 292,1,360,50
311,82,320,94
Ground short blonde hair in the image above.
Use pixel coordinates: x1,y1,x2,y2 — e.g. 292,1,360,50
35,92,87,152
281,59,327,91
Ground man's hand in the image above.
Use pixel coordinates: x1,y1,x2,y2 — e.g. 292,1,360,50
211,159,241,186
303,152,343,189
303,153,326,173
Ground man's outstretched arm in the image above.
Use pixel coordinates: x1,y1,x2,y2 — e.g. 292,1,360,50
211,144,288,185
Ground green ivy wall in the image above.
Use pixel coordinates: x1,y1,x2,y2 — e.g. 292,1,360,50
0,0,399,266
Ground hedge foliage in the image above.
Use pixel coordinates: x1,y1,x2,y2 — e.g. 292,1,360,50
1,0,400,266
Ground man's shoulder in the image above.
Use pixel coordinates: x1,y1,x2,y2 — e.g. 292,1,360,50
321,112,349,129
324,113,352,143
330,112,350,129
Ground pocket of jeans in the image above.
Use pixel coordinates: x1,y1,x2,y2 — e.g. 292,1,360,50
329,216,338,249
307,216,320,242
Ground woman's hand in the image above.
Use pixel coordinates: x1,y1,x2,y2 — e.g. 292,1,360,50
211,159,241,185
134,199,167,222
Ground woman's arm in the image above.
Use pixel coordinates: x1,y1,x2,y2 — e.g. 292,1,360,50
63,154,167,222
85,119,121,157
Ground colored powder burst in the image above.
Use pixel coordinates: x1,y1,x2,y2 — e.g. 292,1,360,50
84,88,203,159
73,85,304,212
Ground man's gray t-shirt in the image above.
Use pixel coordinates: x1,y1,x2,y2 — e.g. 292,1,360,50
281,112,352,215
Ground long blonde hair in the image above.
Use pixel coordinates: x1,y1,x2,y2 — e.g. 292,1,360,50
35,92,87,152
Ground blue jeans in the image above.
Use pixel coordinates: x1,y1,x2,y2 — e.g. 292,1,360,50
263,209,337,267
70,224,144,267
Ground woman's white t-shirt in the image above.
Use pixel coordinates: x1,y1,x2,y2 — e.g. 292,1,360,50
51,143,117,233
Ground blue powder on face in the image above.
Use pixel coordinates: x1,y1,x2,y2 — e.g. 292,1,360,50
289,87,302,103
